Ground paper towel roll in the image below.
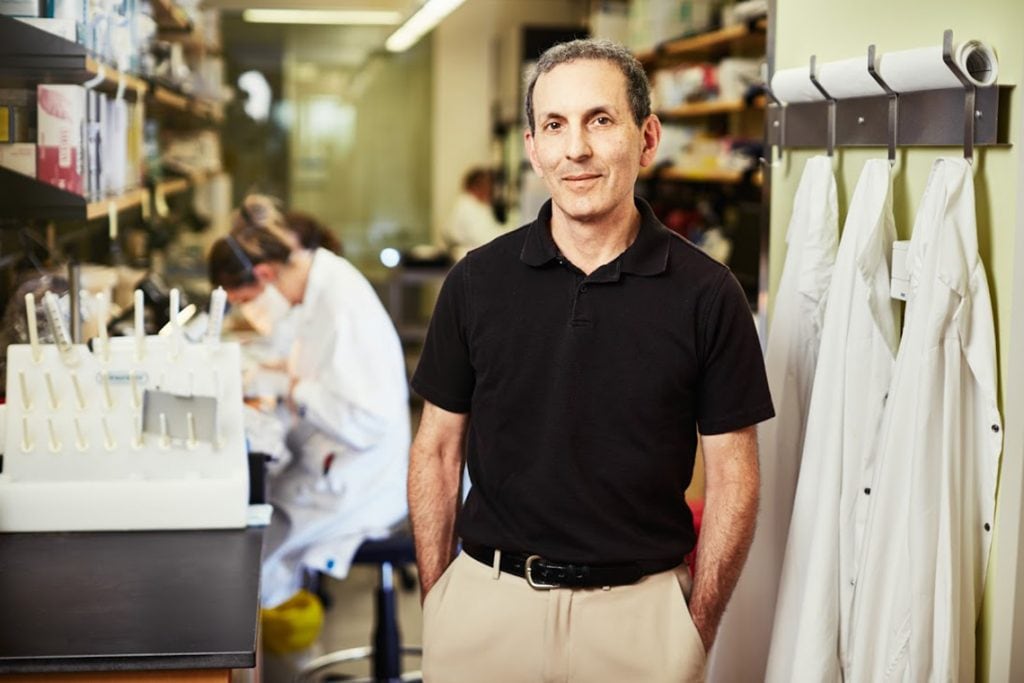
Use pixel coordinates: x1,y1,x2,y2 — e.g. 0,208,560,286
878,41,998,92
818,57,887,99
770,66,826,103
771,39,998,103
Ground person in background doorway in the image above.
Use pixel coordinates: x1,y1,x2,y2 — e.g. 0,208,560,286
442,167,508,260
409,39,773,682
208,194,410,608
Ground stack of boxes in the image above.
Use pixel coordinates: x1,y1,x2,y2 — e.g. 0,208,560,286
3,82,144,199
1,0,147,198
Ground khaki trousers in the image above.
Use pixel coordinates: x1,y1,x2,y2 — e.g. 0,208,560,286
422,552,707,683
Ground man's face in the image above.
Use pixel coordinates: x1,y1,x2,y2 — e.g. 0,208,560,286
525,59,659,227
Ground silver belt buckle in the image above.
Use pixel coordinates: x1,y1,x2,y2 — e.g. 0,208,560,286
524,554,558,590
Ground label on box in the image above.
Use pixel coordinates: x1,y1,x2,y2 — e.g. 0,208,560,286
37,84,84,195
0,107,9,142
0,143,37,177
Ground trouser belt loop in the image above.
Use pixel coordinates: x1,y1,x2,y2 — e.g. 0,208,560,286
492,549,502,580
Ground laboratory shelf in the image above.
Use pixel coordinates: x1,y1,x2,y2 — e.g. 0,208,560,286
636,18,767,66
152,0,192,32
658,96,765,119
0,15,147,99
0,166,148,221
150,84,225,125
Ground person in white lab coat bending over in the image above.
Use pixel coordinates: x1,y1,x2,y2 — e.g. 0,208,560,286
208,194,410,608
442,167,509,260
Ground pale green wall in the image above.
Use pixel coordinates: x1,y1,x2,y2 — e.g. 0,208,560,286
769,1,1021,678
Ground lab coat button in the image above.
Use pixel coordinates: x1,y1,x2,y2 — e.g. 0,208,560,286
864,487,871,495
984,523,991,531
991,424,1000,433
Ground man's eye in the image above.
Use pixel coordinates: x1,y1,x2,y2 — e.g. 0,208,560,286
594,116,612,125
544,121,561,131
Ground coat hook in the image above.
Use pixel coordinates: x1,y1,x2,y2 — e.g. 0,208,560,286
761,62,785,165
867,44,899,165
809,55,837,157
941,29,976,162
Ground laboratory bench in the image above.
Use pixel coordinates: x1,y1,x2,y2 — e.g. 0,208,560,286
0,527,264,682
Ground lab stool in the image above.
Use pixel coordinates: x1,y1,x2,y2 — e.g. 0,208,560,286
297,531,422,683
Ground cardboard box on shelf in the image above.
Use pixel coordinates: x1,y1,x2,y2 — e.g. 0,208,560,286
0,0,41,16
37,84,85,195
0,143,37,176
0,88,36,143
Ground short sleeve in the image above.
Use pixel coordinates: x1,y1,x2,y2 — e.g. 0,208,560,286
696,270,775,434
411,260,475,413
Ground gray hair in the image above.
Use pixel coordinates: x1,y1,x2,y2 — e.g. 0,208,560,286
524,38,651,134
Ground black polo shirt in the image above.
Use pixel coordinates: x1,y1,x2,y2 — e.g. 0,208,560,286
412,198,774,565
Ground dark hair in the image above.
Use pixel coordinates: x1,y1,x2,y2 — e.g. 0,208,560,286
285,211,343,256
208,194,298,290
462,167,492,193
524,38,651,134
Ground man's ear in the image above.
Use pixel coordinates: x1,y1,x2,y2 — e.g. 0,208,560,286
524,128,543,177
252,262,276,285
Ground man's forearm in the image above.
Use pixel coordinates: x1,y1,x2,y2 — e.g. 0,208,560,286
689,430,760,650
408,440,463,598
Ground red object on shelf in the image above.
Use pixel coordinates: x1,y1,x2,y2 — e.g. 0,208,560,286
685,497,704,575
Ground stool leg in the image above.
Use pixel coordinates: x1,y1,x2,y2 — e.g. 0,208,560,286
373,561,402,681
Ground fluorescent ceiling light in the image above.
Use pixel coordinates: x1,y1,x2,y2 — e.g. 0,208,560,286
243,9,402,25
385,0,467,52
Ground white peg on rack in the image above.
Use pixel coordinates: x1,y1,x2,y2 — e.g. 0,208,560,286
102,372,114,409
134,289,146,361
102,416,116,451
205,287,227,350
25,292,41,363
133,414,143,449
43,291,77,367
71,372,87,411
130,372,141,408
168,288,181,359
159,413,170,448
74,417,88,451
97,292,110,363
189,370,195,396
44,371,60,410
47,417,61,452
19,370,32,411
186,412,197,449
213,370,220,399
21,416,33,452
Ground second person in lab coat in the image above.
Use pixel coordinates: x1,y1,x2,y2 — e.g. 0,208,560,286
208,194,410,607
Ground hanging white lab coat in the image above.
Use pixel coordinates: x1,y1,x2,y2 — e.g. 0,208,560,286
261,248,410,608
709,155,837,683
847,158,1001,682
764,159,900,682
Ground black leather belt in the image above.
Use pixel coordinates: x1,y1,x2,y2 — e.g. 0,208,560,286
462,542,679,590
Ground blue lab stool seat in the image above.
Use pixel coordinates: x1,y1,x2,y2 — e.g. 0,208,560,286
297,528,422,683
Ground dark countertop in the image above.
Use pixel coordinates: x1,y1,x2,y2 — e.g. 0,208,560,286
0,527,263,674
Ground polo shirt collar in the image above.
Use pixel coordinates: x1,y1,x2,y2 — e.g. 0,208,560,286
519,197,671,277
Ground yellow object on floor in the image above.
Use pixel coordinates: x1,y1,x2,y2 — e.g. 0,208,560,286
261,589,325,654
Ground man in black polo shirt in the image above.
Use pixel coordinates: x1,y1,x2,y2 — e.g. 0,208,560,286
409,38,773,682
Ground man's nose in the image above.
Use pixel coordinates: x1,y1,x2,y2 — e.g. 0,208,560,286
565,127,592,161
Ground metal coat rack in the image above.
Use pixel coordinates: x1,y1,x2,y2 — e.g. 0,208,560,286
765,30,1012,159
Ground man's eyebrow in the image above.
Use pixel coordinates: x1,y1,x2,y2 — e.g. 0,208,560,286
537,104,620,121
